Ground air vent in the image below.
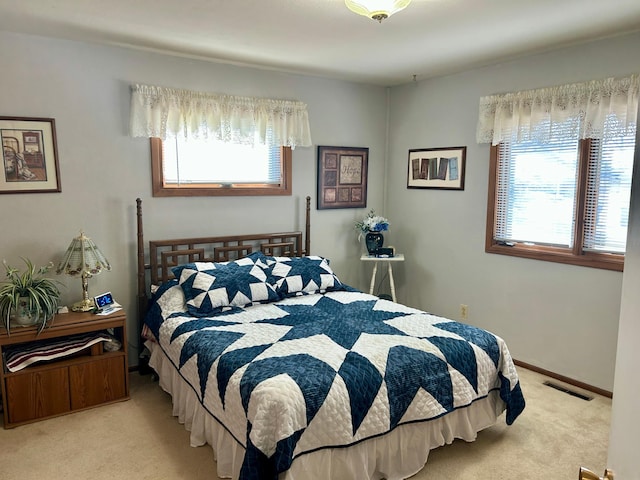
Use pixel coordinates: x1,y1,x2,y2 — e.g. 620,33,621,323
543,381,593,401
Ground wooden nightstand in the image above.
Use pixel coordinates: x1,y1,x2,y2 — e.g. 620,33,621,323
0,309,130,428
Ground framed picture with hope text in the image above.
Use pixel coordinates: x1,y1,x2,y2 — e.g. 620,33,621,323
317,145,368,209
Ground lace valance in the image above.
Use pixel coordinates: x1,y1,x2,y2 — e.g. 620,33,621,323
129,84,312,148
476,74,639,145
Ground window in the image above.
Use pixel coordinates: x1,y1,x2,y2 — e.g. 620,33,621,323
131,84,310,197
486,127,635,271
150,137,291,197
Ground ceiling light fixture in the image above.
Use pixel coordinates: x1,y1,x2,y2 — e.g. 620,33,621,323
345,0,412,23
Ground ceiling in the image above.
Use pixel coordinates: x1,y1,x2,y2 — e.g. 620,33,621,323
1,0,639,86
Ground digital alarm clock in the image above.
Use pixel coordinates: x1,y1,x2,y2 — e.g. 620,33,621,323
94,291,115,311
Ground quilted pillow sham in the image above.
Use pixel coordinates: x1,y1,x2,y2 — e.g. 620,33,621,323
172,252,278,315
265,255,344,298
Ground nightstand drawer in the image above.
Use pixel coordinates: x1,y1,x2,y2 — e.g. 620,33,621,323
69,355,127,409
5,367,71,424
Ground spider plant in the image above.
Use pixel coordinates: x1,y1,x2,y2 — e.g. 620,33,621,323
0,258,62,334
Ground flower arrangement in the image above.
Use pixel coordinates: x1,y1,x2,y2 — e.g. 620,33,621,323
355,209,390,239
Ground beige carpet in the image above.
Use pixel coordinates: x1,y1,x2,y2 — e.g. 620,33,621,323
0,367,611,480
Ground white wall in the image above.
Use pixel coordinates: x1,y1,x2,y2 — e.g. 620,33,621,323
387,32,640,391
607,103,640,479
0,31,388,362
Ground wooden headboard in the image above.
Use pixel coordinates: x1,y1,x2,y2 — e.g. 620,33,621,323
135,196,311,327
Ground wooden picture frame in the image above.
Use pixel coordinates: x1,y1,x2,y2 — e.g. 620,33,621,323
0,116,61,194
317,145,368,209
407,146,466,190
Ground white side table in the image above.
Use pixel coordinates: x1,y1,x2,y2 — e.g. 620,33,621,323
360,254,405,302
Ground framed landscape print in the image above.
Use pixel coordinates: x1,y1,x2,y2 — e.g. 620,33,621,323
317,145,368,209
0,116,61,194
407,146,466,190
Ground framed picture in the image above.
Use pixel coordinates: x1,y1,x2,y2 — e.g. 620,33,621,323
0,116,61,194
407,146,466,190
317,145,368,209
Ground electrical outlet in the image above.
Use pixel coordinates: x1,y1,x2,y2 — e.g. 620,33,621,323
460,304,468,320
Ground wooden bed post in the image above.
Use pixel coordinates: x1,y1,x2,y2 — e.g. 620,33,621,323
136,198,146,328
136,197,154,374
305,195,311,256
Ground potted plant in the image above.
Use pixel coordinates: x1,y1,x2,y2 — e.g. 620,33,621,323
0,258,62,334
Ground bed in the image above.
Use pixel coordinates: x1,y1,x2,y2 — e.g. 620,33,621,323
136,196,525,480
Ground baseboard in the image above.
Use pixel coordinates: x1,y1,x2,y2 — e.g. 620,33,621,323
514,359,612,398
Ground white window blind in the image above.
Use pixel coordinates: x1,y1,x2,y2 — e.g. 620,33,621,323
162,132,282,185
494,119,635,256
583,134,635,253
495,134,580,247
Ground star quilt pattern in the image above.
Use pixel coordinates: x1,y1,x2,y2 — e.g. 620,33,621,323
145,286,525,480
264,255,344,297
172,254,279,315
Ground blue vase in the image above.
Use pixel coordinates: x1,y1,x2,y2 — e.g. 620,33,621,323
365,231,384,255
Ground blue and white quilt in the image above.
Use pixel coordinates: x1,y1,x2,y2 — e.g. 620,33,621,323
145,259,525,480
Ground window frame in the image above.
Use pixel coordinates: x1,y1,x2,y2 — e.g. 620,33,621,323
150,137,292,197
485,140,625,272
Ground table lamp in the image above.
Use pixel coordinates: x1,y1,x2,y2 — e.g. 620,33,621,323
56,231,111,312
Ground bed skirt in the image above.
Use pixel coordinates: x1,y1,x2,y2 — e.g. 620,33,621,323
147,341,506,480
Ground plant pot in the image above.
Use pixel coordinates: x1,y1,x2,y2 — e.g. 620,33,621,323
14,296,37,326
365,231,384,255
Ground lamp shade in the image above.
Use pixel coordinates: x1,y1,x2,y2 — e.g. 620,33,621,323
345,0,412,22
56,231,111,311
56,231,110,277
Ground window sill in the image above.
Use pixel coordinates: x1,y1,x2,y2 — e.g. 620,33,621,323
152,184,291,197
485,242,624,272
